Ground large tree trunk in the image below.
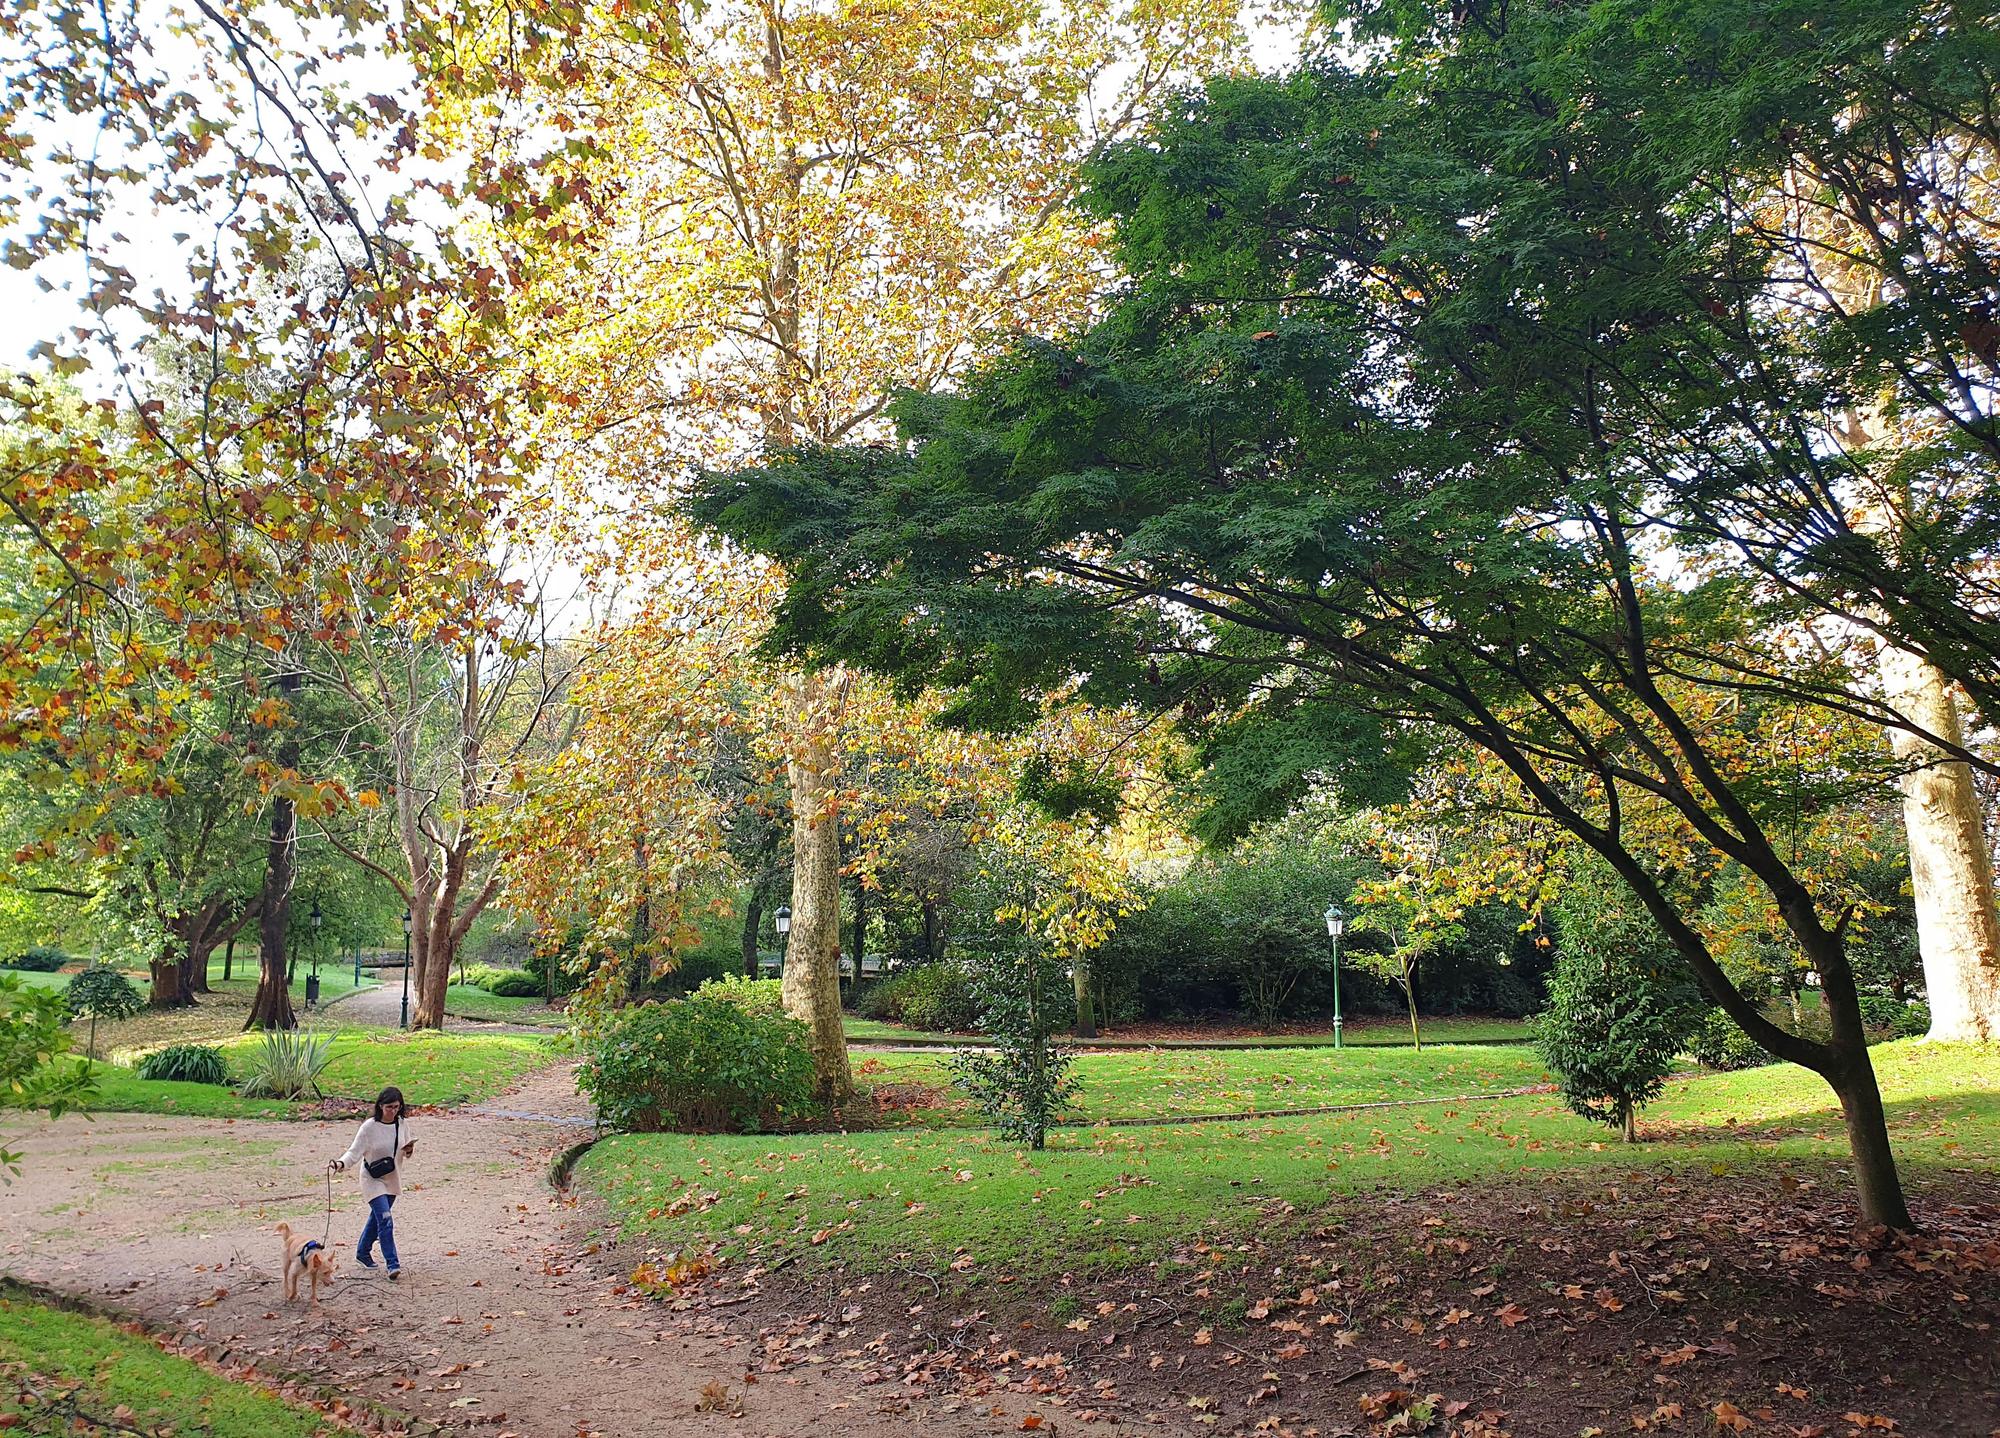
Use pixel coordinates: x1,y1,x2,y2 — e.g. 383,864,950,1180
409,924,455,1029
922,899,943,963
785,731,853,1102
148,955,191,1010
1071,956,1097,1039
1880,649,2000,1041
850,872,866,991
628,830,652,1005
183,935,212,994
742,870,772,978
180,935,218,1001
244,789,298,1031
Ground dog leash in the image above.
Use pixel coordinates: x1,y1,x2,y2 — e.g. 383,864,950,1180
320,1161,334,1250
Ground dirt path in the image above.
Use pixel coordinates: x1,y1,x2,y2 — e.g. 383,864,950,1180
2,1062,1010,1437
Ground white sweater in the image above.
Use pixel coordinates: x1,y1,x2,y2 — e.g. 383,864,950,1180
336,1117,412,1201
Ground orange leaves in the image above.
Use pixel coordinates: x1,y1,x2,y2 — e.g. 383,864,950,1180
1712,1401,1754,1432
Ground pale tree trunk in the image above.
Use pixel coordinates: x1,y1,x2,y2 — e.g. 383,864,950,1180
784,725,853,1103
1881,648,2000,1041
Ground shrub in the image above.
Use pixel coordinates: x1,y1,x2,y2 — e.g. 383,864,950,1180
693,974,784,1019
1857,993,1930,1039
461,964,507,990
886,963,982,1032
854,972,905,1021
1686,1009,1772,1071
237,1028,336,1099
1,976,96,1175
578,993,815,1133
486,969,542,998
3,946,68,973
136,1044,231,1085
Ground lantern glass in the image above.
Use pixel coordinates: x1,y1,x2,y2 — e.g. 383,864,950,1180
1323,904,1345,940
774,905,792,936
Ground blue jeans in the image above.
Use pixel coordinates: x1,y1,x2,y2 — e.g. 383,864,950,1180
358,1193,400,1270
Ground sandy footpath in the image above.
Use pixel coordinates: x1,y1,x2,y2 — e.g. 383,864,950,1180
1,1063,1009,1437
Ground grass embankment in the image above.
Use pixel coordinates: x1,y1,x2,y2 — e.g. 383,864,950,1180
0,1291,354,1437
860,1042,1553,1127
78,1031,555,1118
442,982,570,1026
841,1015,1534,1048
578,1039,1998,1280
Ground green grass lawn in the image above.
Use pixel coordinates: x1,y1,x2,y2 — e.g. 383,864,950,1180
2,968,77,992
76,1030,555,1118
859,1042,1554,1126
842,1015,1534,1048
578,1040,1999,1280
443,982,570,1026
0,1290,349,1437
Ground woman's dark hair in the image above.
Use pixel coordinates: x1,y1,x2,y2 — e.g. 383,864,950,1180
372,1086,406,1123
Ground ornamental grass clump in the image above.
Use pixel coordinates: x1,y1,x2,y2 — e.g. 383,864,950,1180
236,1028,336,1099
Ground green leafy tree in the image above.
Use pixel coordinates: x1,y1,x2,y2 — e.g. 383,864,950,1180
1535,867,1703,1142
689,0,1971,1227
948,936,1081,1150
62,964,142,1060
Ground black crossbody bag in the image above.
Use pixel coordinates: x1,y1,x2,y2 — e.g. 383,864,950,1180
362,1118,400,1180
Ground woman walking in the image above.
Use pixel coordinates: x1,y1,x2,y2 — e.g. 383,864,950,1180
331,1085,416,1279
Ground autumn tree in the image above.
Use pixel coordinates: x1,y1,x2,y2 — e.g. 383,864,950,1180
3,0,558,1037
415,0,1273,1097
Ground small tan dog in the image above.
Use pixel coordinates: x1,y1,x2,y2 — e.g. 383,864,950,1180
275,1222,338,1304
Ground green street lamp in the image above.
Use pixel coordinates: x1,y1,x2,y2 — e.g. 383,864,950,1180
774,904,791,977
306,900,323,1011
400,908,413,1029
1324,903,1346,1050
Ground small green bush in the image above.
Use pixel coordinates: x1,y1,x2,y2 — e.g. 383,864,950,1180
1857,993,1930,1039
854,975,902,1021
136,1044,231,1085
578,993,815,1133
1686,1009,1772,1071
64,965,143,1023
2,946,68,973
461,966,541,997
870,963,981,1032
694,974,784,1019
237,1028,336,1099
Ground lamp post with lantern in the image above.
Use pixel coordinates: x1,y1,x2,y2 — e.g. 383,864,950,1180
1324,903,1346,1050
400,908,413,1029
774,904,792,977
305,900,323,1011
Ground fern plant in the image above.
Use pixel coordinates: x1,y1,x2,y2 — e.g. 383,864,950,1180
236,1028,336,1099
